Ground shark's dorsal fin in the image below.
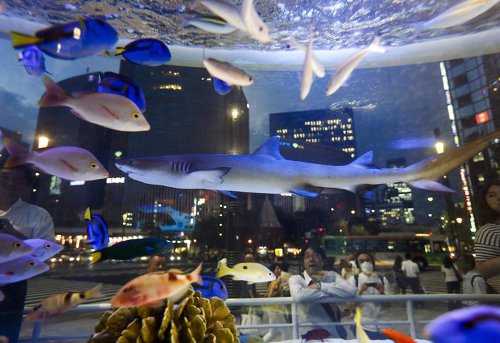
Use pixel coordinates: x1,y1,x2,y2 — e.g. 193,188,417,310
349,151,375,168
253,136,284,160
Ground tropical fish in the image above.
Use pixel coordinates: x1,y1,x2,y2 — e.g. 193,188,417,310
382,328,417,343
193,275,228,300
115,38,171,67
239,334,264,343
97,72,146,112
184,16,237,34
213,77,234,95
203,57,253,86
2,136,108,181
325,36,386,96
355,307,372,343
90,237,173,264
241,0,271,43
84,208,109,251
0,255,49,301
115,128,500,197
39,76,150,132
216,258,275,283
24,284,103,322
111,264,202,307
24,239,63,262
0,233,33,263
10,18,118,60
194,0,248,32
424,305,500,343
421,0,500,31
17,46,48,76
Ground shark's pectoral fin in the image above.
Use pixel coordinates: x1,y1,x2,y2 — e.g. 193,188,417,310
193,167,231,185
408,180,455,192
290,185,323,197
220,190,238,199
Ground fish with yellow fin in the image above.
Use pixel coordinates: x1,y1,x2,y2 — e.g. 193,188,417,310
216,258,275,283
355,307,372,343
24,284,103,322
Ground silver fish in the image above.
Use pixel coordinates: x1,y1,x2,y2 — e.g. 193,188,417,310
0,233,33,263
24,239,63,261
241,0,271,43
203,57,254,86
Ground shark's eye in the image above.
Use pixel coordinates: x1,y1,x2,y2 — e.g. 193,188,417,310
131,112,140,119
90,162,97,169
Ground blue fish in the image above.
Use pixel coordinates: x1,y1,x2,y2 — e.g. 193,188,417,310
17,46,48,76
10,18,118,60
425,305,500,343
239,334,264,343
97,72,146,112
193,275,228,300
213,77,234,95
84,208,109,251
90,237,173,264
115,39,171,67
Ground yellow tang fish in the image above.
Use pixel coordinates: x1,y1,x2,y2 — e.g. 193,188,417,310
25,284,103,322
111,263,202,307
355,307,372,343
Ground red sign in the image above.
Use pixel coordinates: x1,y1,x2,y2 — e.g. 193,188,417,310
475,111,489,124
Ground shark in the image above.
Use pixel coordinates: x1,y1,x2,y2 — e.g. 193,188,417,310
115,128,500,198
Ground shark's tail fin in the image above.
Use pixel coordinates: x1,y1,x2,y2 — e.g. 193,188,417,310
404,128,500,186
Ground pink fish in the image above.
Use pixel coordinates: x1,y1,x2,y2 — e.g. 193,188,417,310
111,264,202,307
25,284,103,322
2,135,108,181
39,76,150,132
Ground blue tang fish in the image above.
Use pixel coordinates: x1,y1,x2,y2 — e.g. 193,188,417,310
115,38,171,67
10,18,118,60
90,237,173,264
193,275,228,300
84,208,109,251
97,72,146,112
213,77,234,95
239,334,264,343
17,46,48,76
425,305,500,343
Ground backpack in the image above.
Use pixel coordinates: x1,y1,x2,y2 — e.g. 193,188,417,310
471,274,498,294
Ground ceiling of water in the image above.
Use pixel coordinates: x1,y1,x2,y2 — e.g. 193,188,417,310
2,0,500,50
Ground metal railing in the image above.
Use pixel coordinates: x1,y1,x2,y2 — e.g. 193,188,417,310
21,294,499,342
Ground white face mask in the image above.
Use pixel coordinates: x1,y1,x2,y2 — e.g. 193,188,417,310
360,261,373,274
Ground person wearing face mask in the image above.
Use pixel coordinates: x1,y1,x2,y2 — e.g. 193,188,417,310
347,251,391,339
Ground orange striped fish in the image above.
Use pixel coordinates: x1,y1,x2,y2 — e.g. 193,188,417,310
111,263,202,307
25,284,103,322
382,329,417,343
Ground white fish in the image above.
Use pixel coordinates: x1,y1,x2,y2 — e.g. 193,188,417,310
38,76,150,132
0,233,33,263
422,0,500,30
203,57,254,86
0,255,49,301
24,239,63,261
326,36,386,96
184,16,237,34
2,136,109,181
215,258,275,283
300,32,315,101
289,38,325,78
195,0,247,32
241,0,271,43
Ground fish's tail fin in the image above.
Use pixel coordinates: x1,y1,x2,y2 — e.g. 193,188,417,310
10,31,42,49
114,47,126,56
367,35,386,54
38,76,68,107
216,258,230,278
355,307,371,342
90,250,104,265
85,283,103,299
3,136,31,168
84,207,91,221
190,263,203,284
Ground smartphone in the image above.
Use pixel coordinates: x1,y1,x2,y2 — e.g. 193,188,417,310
366,282,378,288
